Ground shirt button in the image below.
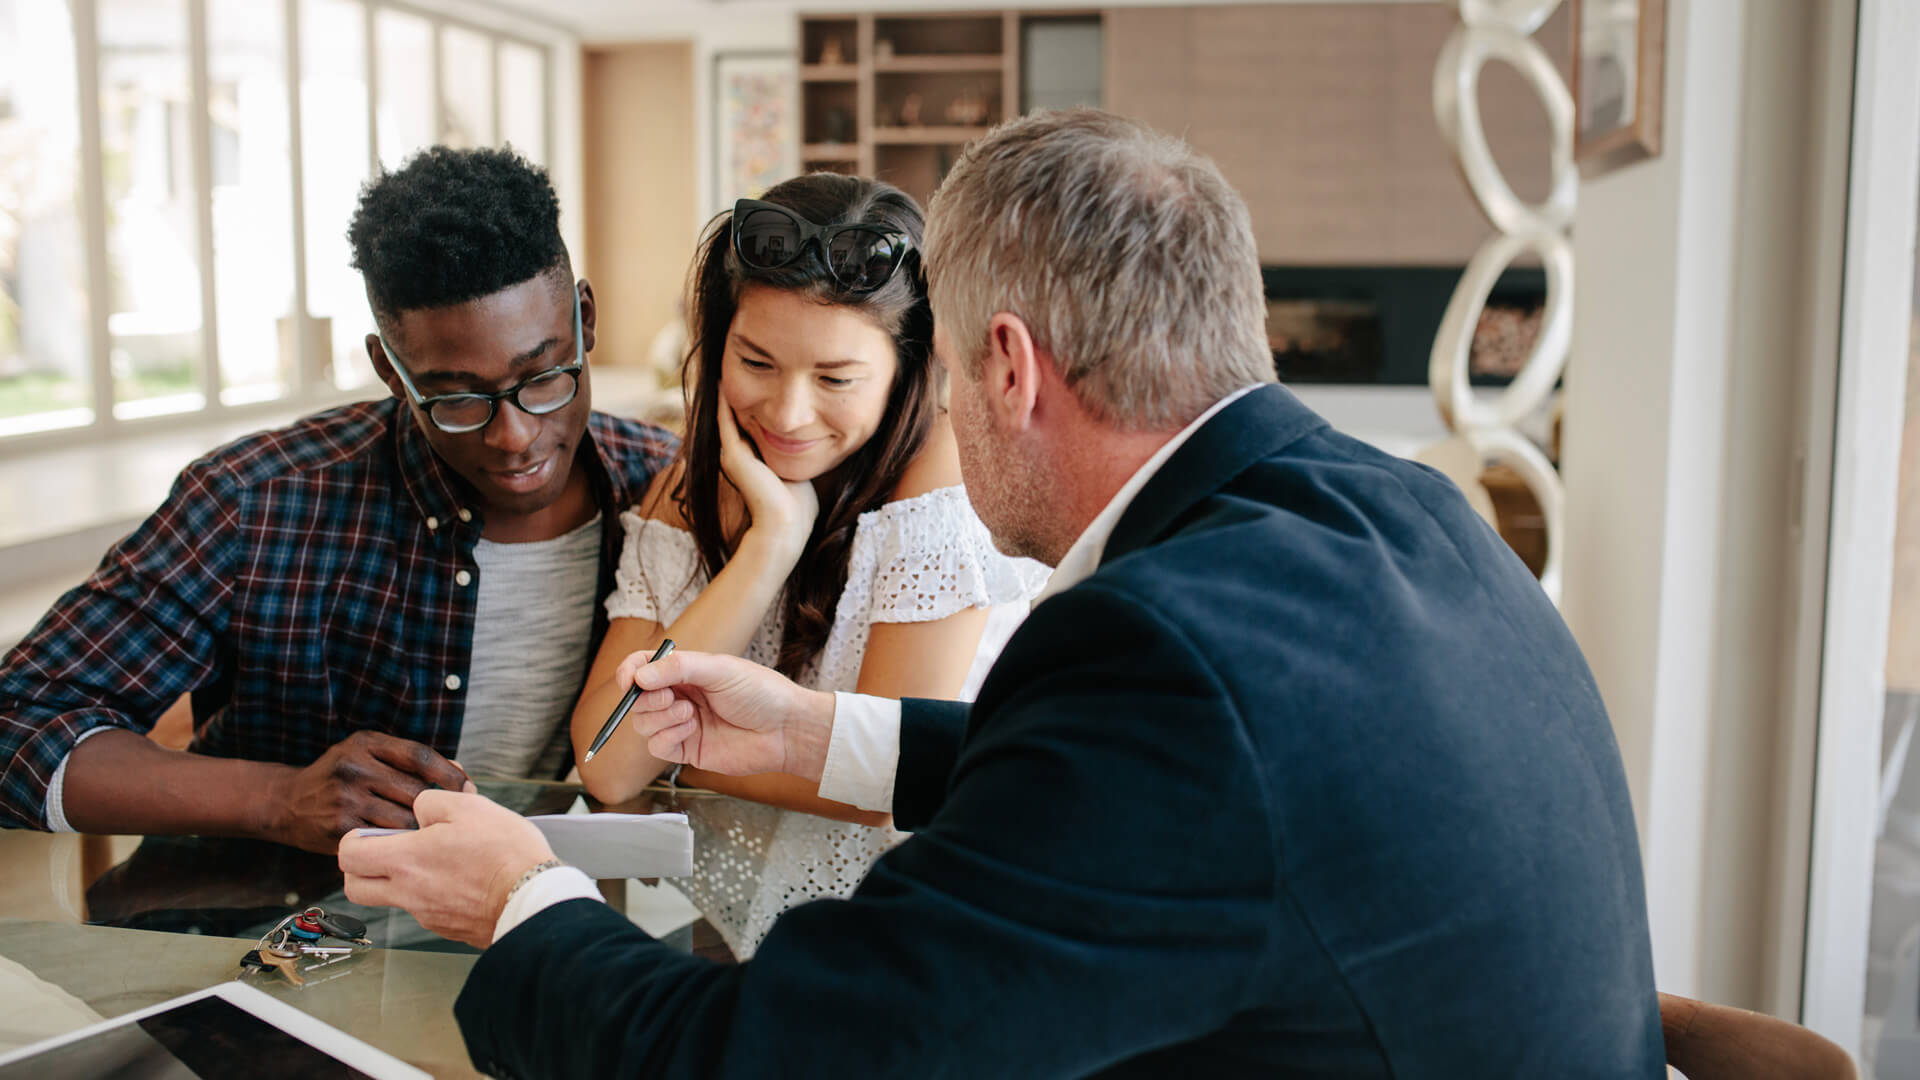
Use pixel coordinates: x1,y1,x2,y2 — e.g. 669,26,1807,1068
445,674,462,691
426,516,439,531
457,508,473,522
455,570,472,586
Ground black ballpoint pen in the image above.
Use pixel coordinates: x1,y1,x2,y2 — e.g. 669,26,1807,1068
582,638,675,764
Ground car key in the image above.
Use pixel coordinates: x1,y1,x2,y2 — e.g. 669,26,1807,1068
311,908,371,946
260,942,305,987
297,945,358,972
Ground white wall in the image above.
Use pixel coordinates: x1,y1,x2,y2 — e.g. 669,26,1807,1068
545,8,794,245
1560,0,1849,1013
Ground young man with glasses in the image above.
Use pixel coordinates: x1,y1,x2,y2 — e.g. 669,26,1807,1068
0,147,676,853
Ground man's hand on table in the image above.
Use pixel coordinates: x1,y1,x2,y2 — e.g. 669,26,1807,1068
260,731,472,854
617,648,837,782
338,789,557,949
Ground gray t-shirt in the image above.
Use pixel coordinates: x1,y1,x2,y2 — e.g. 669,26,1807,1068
455,513,601,780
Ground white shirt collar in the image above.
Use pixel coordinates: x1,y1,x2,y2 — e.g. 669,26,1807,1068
1033,385,1263,606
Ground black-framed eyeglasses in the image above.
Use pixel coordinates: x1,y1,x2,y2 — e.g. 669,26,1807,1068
732,198,914,293
381,284,586,434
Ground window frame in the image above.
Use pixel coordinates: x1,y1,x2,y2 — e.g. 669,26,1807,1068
1799,0,1920,1057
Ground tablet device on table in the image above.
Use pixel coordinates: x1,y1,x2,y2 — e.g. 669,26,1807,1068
0,980,428,1079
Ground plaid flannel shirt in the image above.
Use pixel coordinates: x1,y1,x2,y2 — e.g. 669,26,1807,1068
0,399,677,830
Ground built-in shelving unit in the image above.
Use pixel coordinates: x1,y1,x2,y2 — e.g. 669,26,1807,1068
799,11,1049,204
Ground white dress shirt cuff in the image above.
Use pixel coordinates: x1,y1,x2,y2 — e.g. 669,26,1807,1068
491,865,603,944
817,692,902,813
45,727,114,833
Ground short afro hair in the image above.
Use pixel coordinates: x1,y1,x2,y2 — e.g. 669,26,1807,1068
348,146,569,324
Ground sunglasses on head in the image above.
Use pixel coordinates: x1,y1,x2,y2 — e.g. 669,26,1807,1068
731,198,914,293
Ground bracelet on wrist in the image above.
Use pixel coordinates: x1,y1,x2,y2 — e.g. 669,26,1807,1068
506,858,565,905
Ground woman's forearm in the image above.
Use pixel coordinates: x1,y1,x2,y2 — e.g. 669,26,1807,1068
676,768,891,826
572,530,802,803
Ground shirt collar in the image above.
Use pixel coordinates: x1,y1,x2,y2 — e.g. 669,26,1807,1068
1032,385,1262,607
390,403,633,536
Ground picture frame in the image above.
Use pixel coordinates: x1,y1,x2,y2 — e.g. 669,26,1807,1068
711,51,798,218
1570,0,1665,176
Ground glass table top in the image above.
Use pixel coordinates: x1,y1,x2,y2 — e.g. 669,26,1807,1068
79,777,602,950
0,777,733,1077
0,918,482,1077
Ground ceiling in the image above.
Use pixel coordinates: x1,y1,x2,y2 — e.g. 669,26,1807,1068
485,0,822,39
482,0,1422,43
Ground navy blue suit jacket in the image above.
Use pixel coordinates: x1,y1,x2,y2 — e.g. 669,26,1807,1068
455,385,1663,1078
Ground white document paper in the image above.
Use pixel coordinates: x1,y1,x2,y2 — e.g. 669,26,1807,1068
526,812,692,879
0,955,104,1057
357,812,693,880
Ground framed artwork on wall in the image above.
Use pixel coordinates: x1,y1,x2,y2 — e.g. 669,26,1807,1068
712,51,798,217
1570,0,1665,176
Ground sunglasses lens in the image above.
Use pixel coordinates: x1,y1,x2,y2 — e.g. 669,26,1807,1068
736,208,800,268
827,230,904,291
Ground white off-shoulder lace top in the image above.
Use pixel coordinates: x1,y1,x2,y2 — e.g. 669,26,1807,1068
605,484,1049,957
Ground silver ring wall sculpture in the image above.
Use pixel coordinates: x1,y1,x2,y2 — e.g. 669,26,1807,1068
1431,0,1574,604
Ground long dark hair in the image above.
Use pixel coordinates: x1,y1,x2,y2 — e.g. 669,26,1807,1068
676,174,938,678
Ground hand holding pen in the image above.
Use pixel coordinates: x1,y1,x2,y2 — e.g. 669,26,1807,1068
582,639,675,764
614,648,835,781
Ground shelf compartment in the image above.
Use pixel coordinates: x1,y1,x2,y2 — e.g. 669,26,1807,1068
802,81,859,146
801,63,860,82
874,71,1002,131
803,159,860,178
875,143,962,205
873,54,1004,74
873,15,1003,59
803,19,858,65
871,126,991,145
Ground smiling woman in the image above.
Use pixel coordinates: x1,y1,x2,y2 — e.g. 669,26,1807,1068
568,173,1048,958
674,176,944,681
722,285,898,488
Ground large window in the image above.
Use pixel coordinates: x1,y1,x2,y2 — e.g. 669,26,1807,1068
209,0,297,407
99,0,203,420
0,0,91,434
499,41,546,166
0,0,554,442
375,8,433,170
439,24,492,149
301,0,372,392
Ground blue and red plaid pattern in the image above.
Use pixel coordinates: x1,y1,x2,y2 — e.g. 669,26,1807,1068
0,398,676,830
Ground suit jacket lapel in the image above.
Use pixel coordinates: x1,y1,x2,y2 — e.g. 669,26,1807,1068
1102,384,1326,566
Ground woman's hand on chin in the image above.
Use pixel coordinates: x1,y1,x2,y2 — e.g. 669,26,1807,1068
718,401,819,555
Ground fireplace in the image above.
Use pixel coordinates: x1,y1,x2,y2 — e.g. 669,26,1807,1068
1263,266,1548,388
